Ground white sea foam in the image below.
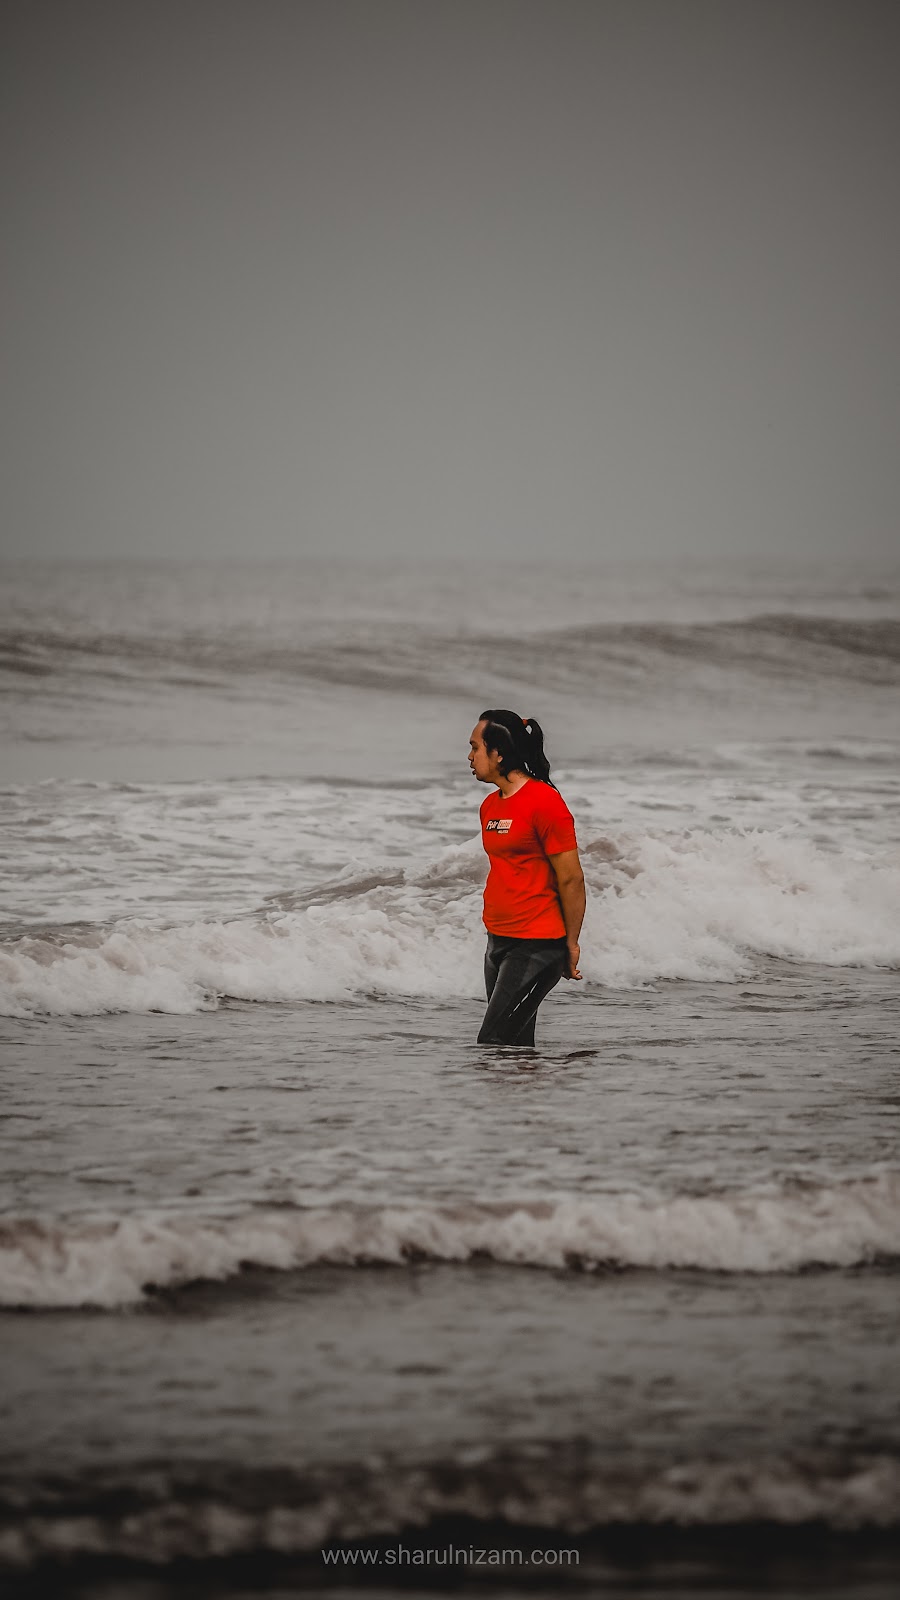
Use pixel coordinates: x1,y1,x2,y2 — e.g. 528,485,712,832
2,1173,897,1308
585,828,900,986
3,1450,899,1568
1,828,897,1016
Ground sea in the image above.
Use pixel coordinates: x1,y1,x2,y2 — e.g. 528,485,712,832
1,556,899,1599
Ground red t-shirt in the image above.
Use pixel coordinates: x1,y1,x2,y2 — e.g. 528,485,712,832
480,779,578,938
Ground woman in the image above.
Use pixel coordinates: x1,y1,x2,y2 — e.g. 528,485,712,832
468,709,585,1046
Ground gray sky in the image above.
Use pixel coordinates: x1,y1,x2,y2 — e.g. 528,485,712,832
2,0,899,564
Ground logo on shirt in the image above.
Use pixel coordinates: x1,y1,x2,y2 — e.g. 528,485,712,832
485,818,512,833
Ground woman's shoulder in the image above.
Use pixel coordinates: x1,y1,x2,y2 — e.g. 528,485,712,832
525,780,572,817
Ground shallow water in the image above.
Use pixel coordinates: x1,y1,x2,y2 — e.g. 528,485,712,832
2,559,899,1591
2,974,899,1583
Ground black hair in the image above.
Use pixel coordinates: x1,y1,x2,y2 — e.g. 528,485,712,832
478,709,557,788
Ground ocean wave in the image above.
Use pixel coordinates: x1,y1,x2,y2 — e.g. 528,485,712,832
2,1174,898,1309
792,739,900,764
3,613,900,697
2,1446,899,1570
1,828,897,1017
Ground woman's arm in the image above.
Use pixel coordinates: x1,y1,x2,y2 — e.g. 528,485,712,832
549,848,585,979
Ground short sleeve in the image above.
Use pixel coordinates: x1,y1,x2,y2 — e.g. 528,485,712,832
533,788,577,856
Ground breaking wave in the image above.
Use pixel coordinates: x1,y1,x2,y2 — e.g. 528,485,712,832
2,1173,898,1309
2,1447,899,1571
1,828,897,1017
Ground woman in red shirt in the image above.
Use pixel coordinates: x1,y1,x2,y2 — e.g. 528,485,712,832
469,709,585,1046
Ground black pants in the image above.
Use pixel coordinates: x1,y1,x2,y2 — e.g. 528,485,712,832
478,933,568,1046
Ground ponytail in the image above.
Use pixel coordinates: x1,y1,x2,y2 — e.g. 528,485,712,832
479,709,557,788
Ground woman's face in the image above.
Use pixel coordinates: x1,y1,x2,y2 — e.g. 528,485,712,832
468,722,501,784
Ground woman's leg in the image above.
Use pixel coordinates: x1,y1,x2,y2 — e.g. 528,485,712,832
478,937,567,1045
483,933,502,1008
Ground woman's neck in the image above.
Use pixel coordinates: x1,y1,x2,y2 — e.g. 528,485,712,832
495,770,530,798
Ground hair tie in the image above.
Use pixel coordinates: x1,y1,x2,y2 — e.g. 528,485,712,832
522,717,532,730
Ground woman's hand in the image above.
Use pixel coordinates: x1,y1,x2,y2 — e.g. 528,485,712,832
565,941,582,980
